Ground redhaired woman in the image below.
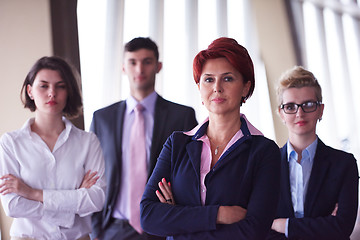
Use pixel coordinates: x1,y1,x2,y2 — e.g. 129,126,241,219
140,38,281,239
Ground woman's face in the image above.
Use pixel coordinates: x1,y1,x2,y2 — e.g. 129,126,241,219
279,86,324,138
198,58,250,116
27,69,68,117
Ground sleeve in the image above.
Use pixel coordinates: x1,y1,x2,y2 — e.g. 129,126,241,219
266,229,287,240
140,134,219,237
0,135,47,221
288,155,359,240
141,136,281,239
214,139,281,239
1,132,106,228
42,133,106,217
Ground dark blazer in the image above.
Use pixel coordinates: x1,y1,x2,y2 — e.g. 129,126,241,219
90,94,197,238
267,139,359,240
141,118,281,240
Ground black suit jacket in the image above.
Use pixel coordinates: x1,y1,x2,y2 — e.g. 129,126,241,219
267,139,358,240
90,94,197,238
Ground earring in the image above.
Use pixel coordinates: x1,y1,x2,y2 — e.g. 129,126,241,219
240,97,246,106
319,117,322,122
29,95,33,100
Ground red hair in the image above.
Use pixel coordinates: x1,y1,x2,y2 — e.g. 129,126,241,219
193,37,255,100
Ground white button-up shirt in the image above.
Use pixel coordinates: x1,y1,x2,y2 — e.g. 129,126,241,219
0,117,106,240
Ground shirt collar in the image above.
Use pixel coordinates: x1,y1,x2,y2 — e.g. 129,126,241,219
126,91,157,115
184,113,264,139
22,118,35,137
287,137,318,163
22,116,73,140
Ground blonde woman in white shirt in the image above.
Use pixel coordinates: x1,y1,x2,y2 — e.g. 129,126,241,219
0,56,106,240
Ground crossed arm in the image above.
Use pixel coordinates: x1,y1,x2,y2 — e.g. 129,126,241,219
271,204,338,234
156,177,247,225
0,170,99,201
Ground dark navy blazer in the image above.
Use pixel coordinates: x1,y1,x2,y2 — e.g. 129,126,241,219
267,139,359,240
90,95,197,238
141,118,281,240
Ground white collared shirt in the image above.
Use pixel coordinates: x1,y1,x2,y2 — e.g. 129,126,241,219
0,117,106,240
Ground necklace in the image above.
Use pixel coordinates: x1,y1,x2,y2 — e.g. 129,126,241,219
214,146,220,155
208,137,225,156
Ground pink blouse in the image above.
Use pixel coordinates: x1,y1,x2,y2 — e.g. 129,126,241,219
184,114,263,205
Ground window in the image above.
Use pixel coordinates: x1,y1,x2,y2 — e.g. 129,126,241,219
289,0,360,160
77,0,275,140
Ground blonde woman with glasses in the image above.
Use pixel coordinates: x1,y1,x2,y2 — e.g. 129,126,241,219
267,66,358,240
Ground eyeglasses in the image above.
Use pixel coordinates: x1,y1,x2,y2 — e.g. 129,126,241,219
280,101,321,114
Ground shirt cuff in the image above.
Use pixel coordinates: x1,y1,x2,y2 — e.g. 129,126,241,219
42,209,75,228
43,189,78,212
43,189,77,227
285,218,289,237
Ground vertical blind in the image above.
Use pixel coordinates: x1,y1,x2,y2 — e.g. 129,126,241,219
77,0,276,140
287,0,360,160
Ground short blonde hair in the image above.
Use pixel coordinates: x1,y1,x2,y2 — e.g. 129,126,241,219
277,66,322,106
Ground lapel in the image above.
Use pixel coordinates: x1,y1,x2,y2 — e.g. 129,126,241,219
116,101,127,164
186,140,203,184
149,95,167,175
106,101,126,215
280,144,295,216
304,139,330,216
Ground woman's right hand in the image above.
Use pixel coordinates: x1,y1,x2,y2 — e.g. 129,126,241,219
80,170,99,189
216,206,247,224
155,177,175,205
0,174,43,202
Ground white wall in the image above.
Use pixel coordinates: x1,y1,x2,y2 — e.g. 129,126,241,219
252,0,296,145
0,0,52,135
0,0,52,238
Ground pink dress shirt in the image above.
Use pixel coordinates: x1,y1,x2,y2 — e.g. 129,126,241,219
184,114,263,205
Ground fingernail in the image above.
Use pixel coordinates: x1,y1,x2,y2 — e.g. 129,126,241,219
162,178,165,181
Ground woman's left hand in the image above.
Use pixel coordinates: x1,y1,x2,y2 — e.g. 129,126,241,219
271,218,286,234
80,170,99,189
156,178,175,205
0,174,43,202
